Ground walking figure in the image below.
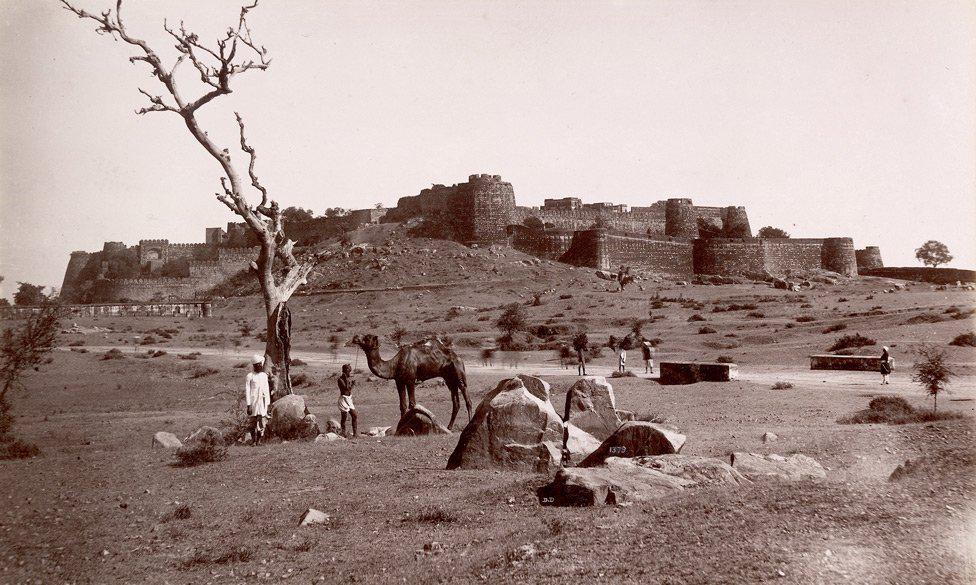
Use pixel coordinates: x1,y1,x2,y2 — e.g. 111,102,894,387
879,346,893,385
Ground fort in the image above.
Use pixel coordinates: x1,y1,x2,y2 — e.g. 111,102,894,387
387,173,879,278
61,173,881,302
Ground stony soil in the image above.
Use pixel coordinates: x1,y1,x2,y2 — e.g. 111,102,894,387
2,228,975,583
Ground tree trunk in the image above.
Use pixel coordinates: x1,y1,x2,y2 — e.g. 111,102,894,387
264,298,293,400
934,393,938,413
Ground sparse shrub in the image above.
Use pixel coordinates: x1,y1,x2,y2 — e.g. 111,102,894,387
949,332,976,347
178,352,201,360
795,315,816,323
139,335,158,345
687,314,706,322
822,323,847,334
784,323,795,329
232,361,248,368
771,381,794,390
150,349,167,358
904,313,944,325
101,348,125,360
66,340,85,347
0,438,41,460
163,504,192,522
547,518,567,535
291,373,313,388
189,367,219,379
827,334,876,352
405,506,459,524
558,294,573,300
698,326,716,334
839,394,964,425
800,303,813,309
289,358,307,366
610,370,636,378
716,355,734,364
747,311,765,319
174,435,227,466
70,347,88,353
838,297,848,302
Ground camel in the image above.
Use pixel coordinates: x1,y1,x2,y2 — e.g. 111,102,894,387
351,334,472,430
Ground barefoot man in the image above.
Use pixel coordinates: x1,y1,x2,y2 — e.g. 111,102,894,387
337,364,358,437
245,354,270,445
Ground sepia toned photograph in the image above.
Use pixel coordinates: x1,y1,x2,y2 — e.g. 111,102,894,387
1,1,974,583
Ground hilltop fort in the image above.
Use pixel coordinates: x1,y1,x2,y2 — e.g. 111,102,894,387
61,173,881,302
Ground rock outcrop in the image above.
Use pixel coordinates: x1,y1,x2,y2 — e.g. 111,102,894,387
268,395,319,439
730,452,826,480
394,404,451,436
447,376,598,471
563,377,621,441
539,455,745,506
579,421,686,467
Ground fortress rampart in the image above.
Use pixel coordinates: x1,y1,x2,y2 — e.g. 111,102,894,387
855,246,884,270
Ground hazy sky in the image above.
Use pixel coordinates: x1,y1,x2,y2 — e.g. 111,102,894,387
1,0,974,298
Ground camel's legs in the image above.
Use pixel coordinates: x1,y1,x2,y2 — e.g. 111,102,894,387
447,385,460,430
395,380,408,416
406,381,417,411
458,378,472,423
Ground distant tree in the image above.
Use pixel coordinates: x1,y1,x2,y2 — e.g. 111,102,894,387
912,345,954,412
607,335,619,350
13,283,47,306
758,226,791,238
0,276,7,308
496,303,528,339
325,207,348,218
915,240,952,268
572,330,588,352
523,216,544,231
374,202,384,209
1,304,61,458
696,217,724,238
282,206,314,223
630,318,645,340
390,326,408,347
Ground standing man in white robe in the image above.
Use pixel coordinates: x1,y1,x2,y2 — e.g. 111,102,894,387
245,354,271,445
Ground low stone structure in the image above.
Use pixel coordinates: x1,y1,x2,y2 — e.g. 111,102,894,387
809,354,884,372
658,362,738,385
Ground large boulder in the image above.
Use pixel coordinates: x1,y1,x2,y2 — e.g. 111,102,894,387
447,377,599,471
563,377,621,441
730,452,826,480
579,421,686,467
538,459,691,506
268,395,318,439
628,455,748,486
538,455,745,506
394,404,451,436
326,418,342,434
152,431,182,449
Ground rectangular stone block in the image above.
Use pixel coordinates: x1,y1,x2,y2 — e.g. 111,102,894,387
658,362,738,385
809,354,883,372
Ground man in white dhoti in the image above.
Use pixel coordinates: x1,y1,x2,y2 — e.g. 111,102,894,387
245,354,271,445
337,364,358,437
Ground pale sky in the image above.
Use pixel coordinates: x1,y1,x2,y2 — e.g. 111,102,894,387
1,0,974,298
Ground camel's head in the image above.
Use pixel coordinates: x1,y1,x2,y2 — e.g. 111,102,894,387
352,334,380,351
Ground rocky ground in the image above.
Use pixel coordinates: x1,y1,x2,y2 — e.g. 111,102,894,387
1,226,975,583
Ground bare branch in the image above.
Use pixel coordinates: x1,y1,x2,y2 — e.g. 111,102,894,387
235,112,269,208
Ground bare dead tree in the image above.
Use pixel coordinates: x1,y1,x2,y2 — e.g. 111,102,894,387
62,0,323,397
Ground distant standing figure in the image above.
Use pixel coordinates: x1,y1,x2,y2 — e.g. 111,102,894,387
576,347,587,376
879,346,892,385
641,341,655,374
618,347,627,373
337,364,358,437
245,354,271,445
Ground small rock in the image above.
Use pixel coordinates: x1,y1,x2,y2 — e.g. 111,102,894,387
299,508,330,526
152,431,182,449
761,432,778,443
